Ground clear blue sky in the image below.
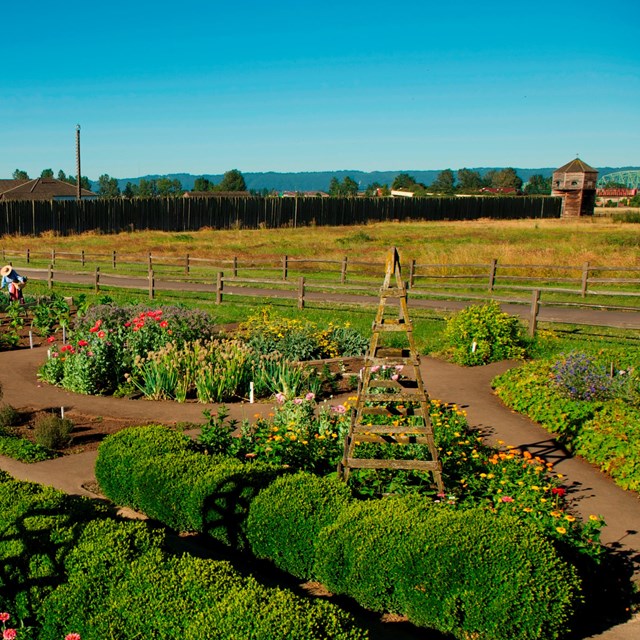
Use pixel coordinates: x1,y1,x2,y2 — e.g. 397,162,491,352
2,0,638,180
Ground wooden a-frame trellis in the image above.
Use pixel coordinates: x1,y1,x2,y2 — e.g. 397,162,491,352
338,247,444,492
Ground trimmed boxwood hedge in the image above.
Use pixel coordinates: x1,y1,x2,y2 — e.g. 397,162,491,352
246,471,353,579
314,497,582,640
96,425,282,549
39,519,368,640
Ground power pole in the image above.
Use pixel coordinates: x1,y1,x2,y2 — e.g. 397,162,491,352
76,124,82,201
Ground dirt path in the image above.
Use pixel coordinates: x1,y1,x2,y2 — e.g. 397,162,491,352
1,345,640,638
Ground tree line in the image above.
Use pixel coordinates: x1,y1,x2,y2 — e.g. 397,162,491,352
12,166,553,199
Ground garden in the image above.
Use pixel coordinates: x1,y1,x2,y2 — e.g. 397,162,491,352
0,288,638,639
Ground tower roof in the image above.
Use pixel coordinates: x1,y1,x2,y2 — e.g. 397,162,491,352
554,158,598,174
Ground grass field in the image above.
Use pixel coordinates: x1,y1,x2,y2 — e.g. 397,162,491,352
2,217,639,268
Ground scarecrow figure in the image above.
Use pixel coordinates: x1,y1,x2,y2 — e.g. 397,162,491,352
1,265,27,303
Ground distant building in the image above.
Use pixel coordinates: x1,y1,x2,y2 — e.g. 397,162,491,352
390,189,414,198
183,190,252,198
281,191,329,197
595,188,637,205
0,177,97,201
551,158,598,217
479,187,520,195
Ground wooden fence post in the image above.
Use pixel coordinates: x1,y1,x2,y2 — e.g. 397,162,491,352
51,249,55,266
298,276,305,310
47,264,53,290
216,272,224,304
112,250,117,269
529,289,540,337
184,254,190,276
282,255,288,281
81,250,85,267
26,249,30,264
94,267,100,293
488,259,497,292
148,269,154,300
581,261,590,297
408,259,416,288
147,253,152,271
341,256,348,284
233,256,238,278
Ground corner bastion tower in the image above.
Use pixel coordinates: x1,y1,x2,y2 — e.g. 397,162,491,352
551,158,598,218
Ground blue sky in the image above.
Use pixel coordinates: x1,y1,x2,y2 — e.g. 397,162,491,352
2,1,638,180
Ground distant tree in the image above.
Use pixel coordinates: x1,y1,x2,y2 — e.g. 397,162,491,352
57,170,68,182
193,177,213,191
456,168,483,192
490,168,523,190
342,176,359,196
137,178,158,197
123,182,135,199
524,174,552,195
391,173,417,190
364,182,390,196
157,177,182,196
328,177,341,196
12,169,29,180
481,169,496,188
216,169,247,192
66,175,92,191
430,169,456,194
97,174,121,198
40,168,54,178
600,180,628,189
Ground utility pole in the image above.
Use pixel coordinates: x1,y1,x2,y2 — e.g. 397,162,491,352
76,124,82,201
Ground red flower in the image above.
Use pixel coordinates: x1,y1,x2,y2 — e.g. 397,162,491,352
97,331,106,339
124,321,131,327
160,320,168,328
0,614,9,623
501,496,514,502
47,336,56,343
551,488,566,497
3,629,17,640
77,340,88,347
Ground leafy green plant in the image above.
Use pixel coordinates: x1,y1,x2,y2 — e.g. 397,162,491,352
444,301,529,366
0,404,19,432
0,435,54,462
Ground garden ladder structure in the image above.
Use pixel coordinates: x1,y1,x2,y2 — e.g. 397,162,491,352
338,248,444,492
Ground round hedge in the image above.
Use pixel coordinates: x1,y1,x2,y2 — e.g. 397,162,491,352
315,498,581,640
246,471,353,579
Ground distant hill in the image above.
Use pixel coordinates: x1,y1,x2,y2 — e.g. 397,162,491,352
100,166,640,193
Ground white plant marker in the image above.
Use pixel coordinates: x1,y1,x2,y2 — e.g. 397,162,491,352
29,331,33,349
250,381,255,404
61,407,65,419
471,341,477,353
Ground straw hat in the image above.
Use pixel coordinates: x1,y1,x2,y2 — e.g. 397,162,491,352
0,265,12,277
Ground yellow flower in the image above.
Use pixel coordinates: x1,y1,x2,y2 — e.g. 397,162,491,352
556,526,567,535
589,514,600,522
565,515,576,522
523,507,533,513
550,511,562,518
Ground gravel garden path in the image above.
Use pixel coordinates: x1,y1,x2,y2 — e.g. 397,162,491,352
0,345,639,639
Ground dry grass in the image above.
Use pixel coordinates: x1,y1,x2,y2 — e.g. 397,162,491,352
2,218,638,269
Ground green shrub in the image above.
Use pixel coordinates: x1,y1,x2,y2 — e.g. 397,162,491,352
0,435,54,462
397,508,581,640
0,404,19,432
33,413,74,449
574,401,640,492
41,536,367,640
315,497,581,640
247,472,353,579
444,301,529,366
0,478,106,625
95,425,193,508
492,360,596,442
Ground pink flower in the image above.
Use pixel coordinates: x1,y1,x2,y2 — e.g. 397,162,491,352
65,634,81,640
305,392,315,401
275,393,286,404
332,404,346,414
0,614,9,623
370,365,380,373
501,496,514,502
293,398,303,405
391,374,399,381
3,629,17,640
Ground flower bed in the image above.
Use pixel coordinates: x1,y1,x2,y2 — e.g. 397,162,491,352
38,305,367,403
492,351,640,492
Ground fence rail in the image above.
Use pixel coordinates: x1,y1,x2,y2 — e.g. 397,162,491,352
7,251,639,335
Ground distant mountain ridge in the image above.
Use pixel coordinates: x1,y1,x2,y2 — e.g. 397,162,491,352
103,167,639,193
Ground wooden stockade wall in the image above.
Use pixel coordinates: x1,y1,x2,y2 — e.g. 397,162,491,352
0,195,562,236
